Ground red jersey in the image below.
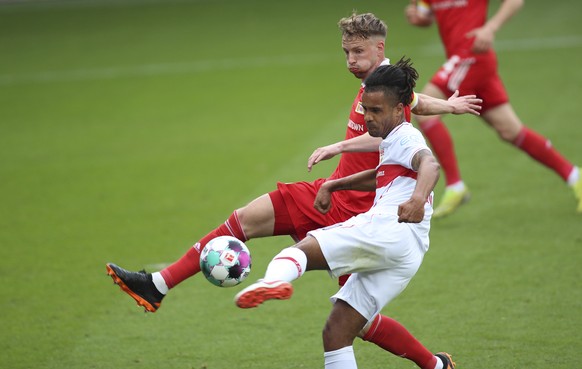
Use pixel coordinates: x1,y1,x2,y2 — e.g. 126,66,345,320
328,86,413,215
421,0,489,58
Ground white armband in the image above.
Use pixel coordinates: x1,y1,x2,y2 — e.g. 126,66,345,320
417,0,432,16
410,91,419,110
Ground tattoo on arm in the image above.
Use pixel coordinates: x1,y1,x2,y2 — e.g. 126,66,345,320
411,149,432,171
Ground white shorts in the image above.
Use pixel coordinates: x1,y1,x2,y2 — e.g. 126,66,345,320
307,210,430,321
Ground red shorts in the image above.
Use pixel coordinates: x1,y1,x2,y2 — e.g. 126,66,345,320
270,180,365,287
430,51,509,112
271,179,360,241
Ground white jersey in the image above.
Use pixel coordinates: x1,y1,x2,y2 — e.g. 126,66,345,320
308,122,434,322
370,122,434,213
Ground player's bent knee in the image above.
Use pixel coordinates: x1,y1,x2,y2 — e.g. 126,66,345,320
496,127,520,143
322,310,361,350
322,322,349,351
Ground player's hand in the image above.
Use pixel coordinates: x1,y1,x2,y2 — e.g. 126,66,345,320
397,197,425,223
466,26,495,53
404,0,419,24
448,90,482,116
405,0,432,27
314,183,333,214
307,143,342,172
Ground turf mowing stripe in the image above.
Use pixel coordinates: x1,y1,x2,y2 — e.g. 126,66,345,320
0,53,336,86
2,35,581,87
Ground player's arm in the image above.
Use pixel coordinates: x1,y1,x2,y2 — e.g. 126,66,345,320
307,91,482,172
314,169,376,214
307,133,382,172
467,0,524,53
405,0,434,27
397,149,440,223
413,91,482,116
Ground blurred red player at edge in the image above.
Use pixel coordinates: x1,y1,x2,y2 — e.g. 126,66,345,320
405,0,582,217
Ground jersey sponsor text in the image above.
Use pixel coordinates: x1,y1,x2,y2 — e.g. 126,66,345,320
348,119,365,132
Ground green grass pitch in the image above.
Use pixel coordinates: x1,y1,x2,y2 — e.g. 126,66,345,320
1,0,581,368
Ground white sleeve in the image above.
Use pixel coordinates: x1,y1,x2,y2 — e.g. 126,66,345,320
382,129,430,170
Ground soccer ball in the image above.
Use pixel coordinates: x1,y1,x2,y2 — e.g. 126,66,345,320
199,236,251,287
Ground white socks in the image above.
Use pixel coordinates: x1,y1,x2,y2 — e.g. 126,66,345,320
567,166,580,186
263,247,307,282
324,346,357,369
446,181,466,192
151,272,168,295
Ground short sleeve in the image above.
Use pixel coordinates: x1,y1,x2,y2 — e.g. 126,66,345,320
381,127,431,170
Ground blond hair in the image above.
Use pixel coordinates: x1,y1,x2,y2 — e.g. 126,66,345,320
338,12,387,40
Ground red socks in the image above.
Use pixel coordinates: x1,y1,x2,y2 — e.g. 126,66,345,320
160,211,248,289
419,117,462,186
512,126,573,181
363,314,436,369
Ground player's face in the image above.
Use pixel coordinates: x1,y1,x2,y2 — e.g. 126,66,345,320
361,90,404,139
341,36,384,80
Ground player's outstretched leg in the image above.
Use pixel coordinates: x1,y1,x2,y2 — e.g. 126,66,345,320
435,352,456,369
234,280,293,309
105,210,252,311
106,263,165,313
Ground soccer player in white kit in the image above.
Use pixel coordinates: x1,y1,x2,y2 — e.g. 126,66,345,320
235,58,449,369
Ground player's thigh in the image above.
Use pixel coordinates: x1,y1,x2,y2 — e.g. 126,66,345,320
311,213,417,277
276,180,329,240
333,257,422,322
414,82,448,124
307,216,383,277
236,193,275,238
482,103,523,142
295,235,329,271
421,82,448,99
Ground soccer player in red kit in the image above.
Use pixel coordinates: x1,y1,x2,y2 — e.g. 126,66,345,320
106,13,479,369
405,0,582,216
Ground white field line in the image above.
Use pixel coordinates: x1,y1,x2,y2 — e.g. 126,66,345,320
0,54,334,86
418,34,582,55
0,0,207,11
1,35,581,86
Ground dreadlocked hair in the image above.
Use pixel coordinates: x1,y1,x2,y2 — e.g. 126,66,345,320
363,56,418,106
